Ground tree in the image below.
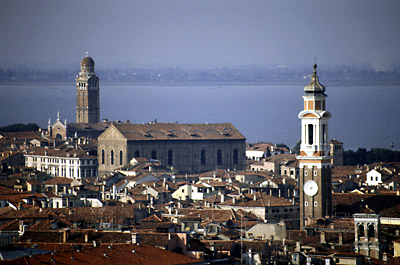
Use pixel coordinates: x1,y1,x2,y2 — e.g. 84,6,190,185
292,140,301,154
0,123,40,132
265,148,271,157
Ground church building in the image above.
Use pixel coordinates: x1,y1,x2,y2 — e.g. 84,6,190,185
97,122,246,175
297,64,332,229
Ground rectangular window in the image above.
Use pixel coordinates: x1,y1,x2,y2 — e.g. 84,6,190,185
307,100,313,110
308,124,314,145
315,100,322,110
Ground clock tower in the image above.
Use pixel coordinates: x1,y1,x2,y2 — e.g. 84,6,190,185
297,64,332,229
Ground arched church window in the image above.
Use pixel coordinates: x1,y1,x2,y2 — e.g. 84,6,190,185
110,150,114,165
135,150,140,158
233,149,239,165
120,150,123,166
201,150,207,165
151,150,157,160
217,149,223,165
101,150,105,165
358,224,365,237
167,150,173,166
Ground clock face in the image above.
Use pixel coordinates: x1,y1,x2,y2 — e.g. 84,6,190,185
304,180,318,196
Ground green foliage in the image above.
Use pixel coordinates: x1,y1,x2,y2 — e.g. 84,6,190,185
292,139,301,154
343,148,400,165
265,148,271,157
0,123,40,132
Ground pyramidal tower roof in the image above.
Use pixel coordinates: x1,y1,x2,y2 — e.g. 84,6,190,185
304,64,326,94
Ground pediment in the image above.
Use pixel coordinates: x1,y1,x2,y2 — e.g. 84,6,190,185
98,124,126,140
52,120,65,129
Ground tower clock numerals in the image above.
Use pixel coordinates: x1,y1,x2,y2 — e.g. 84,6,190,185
304,180,318,197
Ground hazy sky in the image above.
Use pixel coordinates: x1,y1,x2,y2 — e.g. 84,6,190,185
1,0,400,69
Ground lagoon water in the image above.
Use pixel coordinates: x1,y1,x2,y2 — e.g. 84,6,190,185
1,83,399,151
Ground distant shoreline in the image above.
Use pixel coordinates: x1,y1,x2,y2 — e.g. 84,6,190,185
1,80,400,87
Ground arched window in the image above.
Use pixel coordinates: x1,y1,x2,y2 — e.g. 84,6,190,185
134,150,140,158
201,150,207,165
110,150,114,165
151,150,157,160
368,224,375,239
217,149,223,165
358,224,365,237
167,150,173,166
233,149,239,165
101,150,105,165
119,150,123,166
308,124,313,145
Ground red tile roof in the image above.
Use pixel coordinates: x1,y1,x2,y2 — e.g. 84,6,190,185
44,177,74,185
3,243,198,265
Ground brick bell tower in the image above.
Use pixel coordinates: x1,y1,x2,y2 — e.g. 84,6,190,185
297,63,332,229
76,53,100,123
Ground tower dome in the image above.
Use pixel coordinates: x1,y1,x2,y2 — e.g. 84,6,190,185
80,54,95,73
304,64,326,94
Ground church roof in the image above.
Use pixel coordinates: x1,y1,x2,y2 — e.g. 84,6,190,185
110,122,246,141
67,122,111,132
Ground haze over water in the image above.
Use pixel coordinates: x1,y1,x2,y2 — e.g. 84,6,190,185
1,83,399,151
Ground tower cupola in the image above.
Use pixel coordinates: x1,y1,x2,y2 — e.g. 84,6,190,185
304,64,326,94
79,53,95,74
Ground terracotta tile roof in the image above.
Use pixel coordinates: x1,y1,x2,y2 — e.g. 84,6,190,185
109,122,246,141
26,146,96,159
183,208,235,223
52,205,139,225
141,214,163,222
265,153,297,163
198,169,229,179
0,193,47,204
0,185,22,195
0,218,19,231
246,142,274,151
331,166,360,178
0,207,53,221
4,243,198,265
200,180,227,187
67,122,111,132
219,192,293,207
44,177,74,185
333,193,400,217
